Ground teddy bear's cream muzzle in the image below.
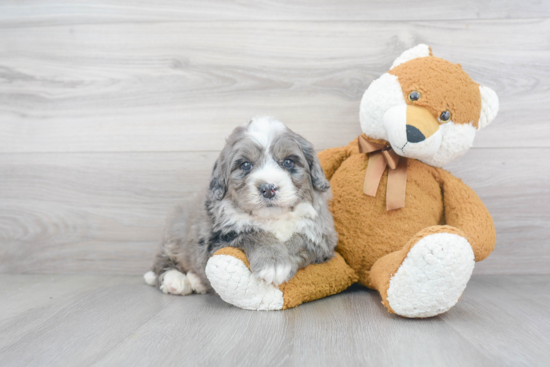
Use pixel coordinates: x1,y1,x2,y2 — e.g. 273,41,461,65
383,104,443,161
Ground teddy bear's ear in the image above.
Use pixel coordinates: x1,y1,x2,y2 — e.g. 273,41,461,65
390,44,433,69
478,85,499,129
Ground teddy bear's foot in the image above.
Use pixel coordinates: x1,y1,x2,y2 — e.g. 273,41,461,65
389,232,474,318
205,248,285,310
370,226,475,318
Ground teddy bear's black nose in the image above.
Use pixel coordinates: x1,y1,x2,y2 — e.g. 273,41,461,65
406,125,426,143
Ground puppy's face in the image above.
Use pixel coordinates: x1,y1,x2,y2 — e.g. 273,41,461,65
209,117,329,215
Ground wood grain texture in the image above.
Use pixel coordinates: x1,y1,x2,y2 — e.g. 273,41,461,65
0,151,213,274
0,274,549,366
442,276,550,366
1,3,549,278
1,148,548,275
1,0,549,25
1,19,549,153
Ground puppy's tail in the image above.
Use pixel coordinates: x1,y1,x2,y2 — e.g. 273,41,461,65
143,271,157,286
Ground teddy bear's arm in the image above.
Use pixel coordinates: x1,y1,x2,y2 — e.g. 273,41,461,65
440,170,496,261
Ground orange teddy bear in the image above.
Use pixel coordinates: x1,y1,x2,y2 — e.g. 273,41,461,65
205,45,499,318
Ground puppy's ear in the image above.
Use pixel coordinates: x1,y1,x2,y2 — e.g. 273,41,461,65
208,153,228,201
298,136,330,192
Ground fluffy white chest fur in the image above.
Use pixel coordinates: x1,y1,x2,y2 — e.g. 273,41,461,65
217,201,319,242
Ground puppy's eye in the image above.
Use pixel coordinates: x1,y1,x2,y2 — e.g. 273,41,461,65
282,159,294,169
408,91,421,102
241,162,252,171
439,110,451,123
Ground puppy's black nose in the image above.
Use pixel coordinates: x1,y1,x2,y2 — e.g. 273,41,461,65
406,125,426,143
259,183,277,199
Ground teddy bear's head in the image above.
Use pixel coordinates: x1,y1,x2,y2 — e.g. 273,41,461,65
359,44,499,167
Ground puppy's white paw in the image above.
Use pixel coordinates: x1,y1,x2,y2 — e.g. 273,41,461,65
186,271,208,294
143,271,157,286
256,262,292,286
160,269,192,296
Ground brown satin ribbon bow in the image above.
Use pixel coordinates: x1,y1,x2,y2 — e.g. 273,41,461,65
358,135,408,211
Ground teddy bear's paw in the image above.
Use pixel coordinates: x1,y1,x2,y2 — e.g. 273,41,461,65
387,233,475,318
205,254,284,311
159,269,193,296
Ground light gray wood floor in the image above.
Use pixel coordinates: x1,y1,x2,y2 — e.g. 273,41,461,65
0,274,548,367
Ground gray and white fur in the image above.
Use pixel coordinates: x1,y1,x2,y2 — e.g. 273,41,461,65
144,116,337,296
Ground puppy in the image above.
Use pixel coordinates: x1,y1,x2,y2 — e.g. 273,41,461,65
144,116,337,296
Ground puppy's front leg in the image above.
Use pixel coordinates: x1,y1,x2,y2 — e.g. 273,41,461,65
239,231,291,286
285,233,336,279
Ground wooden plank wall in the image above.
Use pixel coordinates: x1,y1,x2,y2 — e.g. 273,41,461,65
1,1,549,275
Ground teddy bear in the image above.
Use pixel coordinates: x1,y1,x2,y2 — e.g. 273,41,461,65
204,44,499,318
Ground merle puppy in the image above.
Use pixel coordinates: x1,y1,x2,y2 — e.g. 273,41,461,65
144,116,337,296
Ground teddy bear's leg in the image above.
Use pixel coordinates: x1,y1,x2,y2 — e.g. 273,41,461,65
205,247,357,310
368,226,475,318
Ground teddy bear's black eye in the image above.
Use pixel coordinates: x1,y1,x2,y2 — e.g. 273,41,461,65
241,162,252,171
282,159,294,169
408,91,421,102
439,110,451,123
